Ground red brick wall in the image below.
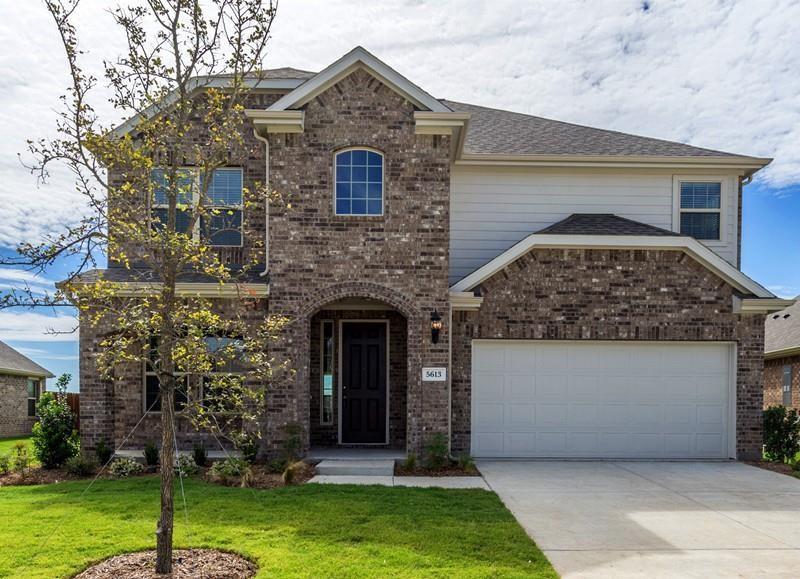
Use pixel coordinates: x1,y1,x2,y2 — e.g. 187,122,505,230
451,248,766,460
764,355,800,409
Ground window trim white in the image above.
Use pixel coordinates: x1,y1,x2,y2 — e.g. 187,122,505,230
26,378,40,418
672,175,727,243
333,147,385,217
151,166,244,248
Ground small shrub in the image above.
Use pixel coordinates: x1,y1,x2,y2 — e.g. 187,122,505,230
267,458,288,474
65,453,97,476
457,453,476,472
11,442,32,473
232,433,258,464
282,460,306,485
174,454,199,477
95,438,114,466
208,457,252,487
143,441,159,466
403,452,417,471
32,380,79,468
424,433,450,470
108,457,144,478
0,453,10,475
281,423,303,462
192,443,208,467
763,405,800,463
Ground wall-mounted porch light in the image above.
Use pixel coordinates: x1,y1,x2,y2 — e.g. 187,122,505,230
430,310,443,344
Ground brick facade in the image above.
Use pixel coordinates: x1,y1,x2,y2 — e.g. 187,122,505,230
264,69,451,455
78,67,769,462
764,355,800,409
0,374,37,437
451,248,765,460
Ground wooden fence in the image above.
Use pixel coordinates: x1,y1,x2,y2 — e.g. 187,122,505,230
65,393,80,432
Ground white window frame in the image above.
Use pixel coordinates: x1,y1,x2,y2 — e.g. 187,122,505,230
672,175,727,243
320,319,335,425
26,378,40,417
333,147,385,217
151,167,244,248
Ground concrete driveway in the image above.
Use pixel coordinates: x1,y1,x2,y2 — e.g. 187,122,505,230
479,461,800,578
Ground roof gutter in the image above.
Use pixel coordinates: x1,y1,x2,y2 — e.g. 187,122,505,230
765,346,800,361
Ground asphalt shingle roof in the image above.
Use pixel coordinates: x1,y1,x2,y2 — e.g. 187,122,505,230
441,100,750,158
765,299,800,354
537,214,682,237
0,340,54,378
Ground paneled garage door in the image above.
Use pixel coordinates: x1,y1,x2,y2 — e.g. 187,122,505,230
471,341,734,459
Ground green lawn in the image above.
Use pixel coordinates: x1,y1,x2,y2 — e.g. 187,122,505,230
0,476,556,579
0,436,32,455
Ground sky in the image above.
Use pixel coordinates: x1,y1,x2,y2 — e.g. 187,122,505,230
0,0,798,391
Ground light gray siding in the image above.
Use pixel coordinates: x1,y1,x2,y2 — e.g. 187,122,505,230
449,166,739,285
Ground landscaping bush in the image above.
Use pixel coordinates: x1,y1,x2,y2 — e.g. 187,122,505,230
403,452,417,470
31,375,79,468
282,460,306,485
763,405,800,463
108,457,144,478
424,433,450,469
267,458,288,474
65,453,98,476
457,453,476,472
281,423,303,462
0,453,10,475
192,442,208,467
143,441,159,466
233,433,258,464
174,454,199,477
11,442,32,473
208,457,253,487
95,438,114,466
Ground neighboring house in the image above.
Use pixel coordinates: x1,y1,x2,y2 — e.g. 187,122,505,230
0,340,54,437
77,46,791,461
764,299,800,409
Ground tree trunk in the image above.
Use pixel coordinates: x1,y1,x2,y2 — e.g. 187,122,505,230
156,382,175,574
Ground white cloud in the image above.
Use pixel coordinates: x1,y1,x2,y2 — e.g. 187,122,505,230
0,310,78,342
0,0,798,249
0,268,58,295
13,346,77,361
767,285,800,299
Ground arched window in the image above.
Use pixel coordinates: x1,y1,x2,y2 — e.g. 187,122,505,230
335,149,383,215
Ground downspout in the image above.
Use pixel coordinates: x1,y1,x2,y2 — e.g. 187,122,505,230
253,128,270,276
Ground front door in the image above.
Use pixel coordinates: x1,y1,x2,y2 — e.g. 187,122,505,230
341,322,387,444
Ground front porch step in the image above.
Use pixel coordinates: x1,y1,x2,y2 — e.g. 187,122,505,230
315,459,395,476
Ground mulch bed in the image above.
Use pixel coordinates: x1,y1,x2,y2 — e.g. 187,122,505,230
203,461,315,489
395,463,480,477
74,549,256,578
745,460,800,478
0,468,89,486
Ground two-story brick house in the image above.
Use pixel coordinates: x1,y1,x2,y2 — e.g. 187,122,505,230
79,47,790,461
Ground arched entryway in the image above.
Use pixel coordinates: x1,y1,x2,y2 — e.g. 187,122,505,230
300,283,420,452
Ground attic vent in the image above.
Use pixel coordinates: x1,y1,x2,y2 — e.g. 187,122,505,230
773,314,781,319
784,314,792,319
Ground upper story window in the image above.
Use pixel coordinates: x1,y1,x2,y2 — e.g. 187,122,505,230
335,149,383,216
151,167,243,246
677,180,722,240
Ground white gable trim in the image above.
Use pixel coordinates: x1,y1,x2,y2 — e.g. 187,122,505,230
268,46,449,113
450,233,774,298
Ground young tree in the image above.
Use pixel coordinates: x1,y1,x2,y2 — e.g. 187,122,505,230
1,0,284,573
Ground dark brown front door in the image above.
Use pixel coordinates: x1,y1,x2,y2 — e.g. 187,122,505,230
341,322,387,444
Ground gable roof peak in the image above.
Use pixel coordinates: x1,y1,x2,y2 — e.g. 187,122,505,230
268,45,450,113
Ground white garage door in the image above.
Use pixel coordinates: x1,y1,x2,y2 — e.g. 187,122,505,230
471,341,734,459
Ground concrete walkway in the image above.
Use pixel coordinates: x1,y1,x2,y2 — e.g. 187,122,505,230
308,475,489,489
479,460,800,579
